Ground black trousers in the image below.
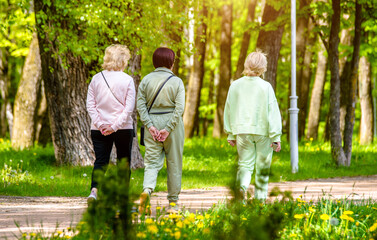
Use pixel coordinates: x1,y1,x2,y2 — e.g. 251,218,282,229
90,129,133,190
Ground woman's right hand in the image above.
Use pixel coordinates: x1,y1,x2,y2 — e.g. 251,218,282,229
149,126,160,141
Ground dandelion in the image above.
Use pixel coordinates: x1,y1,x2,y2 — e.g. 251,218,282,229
22,233,27,237
294,214,304,219
169,213,178,219
197,221,204,228
145,218,154,224
369,223,377,232
30,232,36,237
50,176,54,180
242,217,247,221
83,173,87,177
196,215,204,220
20,160,23,163
65,236,72,239
136,232,146,238
289,233,297,237
57,230,63,234
305,143,310,146
147,224,158,234
203,228,210,234
344,210,354,215
372,207,377,210
320,214,330,220
170,202,176,207
164,228,172,233
356,221,360,226
174,231,181,239
309,207,316,213
330,218,339,226
176,221,183,228
205,213,210,219
33,153,37,156
160,221,165,226
156,206,161,210
310,138,313,141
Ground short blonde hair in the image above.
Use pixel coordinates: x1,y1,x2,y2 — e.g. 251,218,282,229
102,44,131,71
242,50,267,77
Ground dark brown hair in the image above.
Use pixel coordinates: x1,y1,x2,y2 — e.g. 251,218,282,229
153,47,175,69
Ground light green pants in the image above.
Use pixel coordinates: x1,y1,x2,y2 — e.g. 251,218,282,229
236,134,273,200
143,113,184,202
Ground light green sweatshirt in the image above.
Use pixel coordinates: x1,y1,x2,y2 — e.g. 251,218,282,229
137,67,185,133
224,76,282,142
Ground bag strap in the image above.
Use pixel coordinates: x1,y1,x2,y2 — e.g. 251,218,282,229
147,74,174,113
101,71,124,106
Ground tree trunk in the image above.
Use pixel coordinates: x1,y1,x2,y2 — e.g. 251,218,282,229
307,39,327,140
233,0,257,80
296,0,316,139
0,48,9,137
358,55,373,144
255,2,285,90
128,51,144,170
184,3,208,138
213,3,232,138
203,69,215,136
12,33,42,149
343,1,362,165
328,0,346,166
35,0,94,165
35,81,51,145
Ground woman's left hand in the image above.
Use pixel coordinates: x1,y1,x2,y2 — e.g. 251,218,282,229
102,125,115,136
227,140,236,147
157,129,170,142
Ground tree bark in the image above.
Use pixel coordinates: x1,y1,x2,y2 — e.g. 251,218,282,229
35,0,94,165
233,0,257,80
213,3,232,138
0,48,9,137
11,33,42,149
255,2,285,90
296,0,316,139
128,51,144,170
307,39,327,140
343,1,362,165
35,81,51,146
184,2,208,138
358,55,374,144
328,0,346,166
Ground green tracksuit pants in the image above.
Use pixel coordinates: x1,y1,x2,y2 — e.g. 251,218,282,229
236,134,273,200
143,113,184,202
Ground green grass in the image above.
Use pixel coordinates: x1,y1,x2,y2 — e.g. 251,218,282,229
0,136,377,197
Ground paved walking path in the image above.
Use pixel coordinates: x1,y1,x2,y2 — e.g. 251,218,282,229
1,175,377,239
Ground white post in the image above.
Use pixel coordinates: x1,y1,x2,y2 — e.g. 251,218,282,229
289,0,299,173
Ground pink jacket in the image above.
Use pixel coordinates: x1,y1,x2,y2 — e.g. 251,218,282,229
86,70,135,131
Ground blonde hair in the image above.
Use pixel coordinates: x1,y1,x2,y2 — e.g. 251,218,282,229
242,50,267,77
102,44,131,71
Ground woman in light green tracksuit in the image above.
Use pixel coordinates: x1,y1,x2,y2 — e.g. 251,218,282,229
224,51,282,200
137,47,185,214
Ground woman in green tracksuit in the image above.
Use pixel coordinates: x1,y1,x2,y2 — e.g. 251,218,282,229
137,47,185,214
224,51,282,200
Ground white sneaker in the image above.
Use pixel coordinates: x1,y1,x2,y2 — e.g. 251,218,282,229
87,189,97,203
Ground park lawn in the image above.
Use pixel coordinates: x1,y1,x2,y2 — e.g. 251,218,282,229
0,136,377,197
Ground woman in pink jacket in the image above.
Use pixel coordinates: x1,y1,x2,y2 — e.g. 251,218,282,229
86,44,136,201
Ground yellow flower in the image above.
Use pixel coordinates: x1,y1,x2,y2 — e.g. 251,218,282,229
205,213,210,219
203,228,210,234
242,217,247,220
164,228,172,233
310,138,313,141
294,214,304,219
369,223,377,232
156,207,161,210
344,211,353,215
65,236,72,239
289,233,297,237
147,224,158,234
170,202,176,207
176,221,183,228
347,216,355,222
305,143,310,146
210,220,214,226
136,232,147,238
33,152,37,156
183,219,190,225
197,221,204,228
356,222,360,226
372,207,377,210
145,218,154,224
196,215,204,220
169,213,178,219
160,221,165,226
22,233,27,237
174,231,181,239
320,214,330,220
30,233,37,237
57,231,63,234
309,207,316,213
